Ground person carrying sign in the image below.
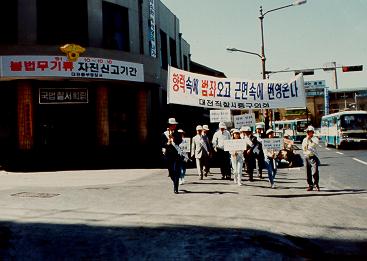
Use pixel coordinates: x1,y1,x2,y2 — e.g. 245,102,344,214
229,129,244,186
202,124,212,176
254,123,266,179
161,118,183,194
242,126,259,182
212,122,231,180
302,126,321,191
178,129,189,185
191,125,210,180
263,129,279,189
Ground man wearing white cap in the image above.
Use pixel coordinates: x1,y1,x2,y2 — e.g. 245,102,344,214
191,125,210,180
302,125,320,191
212,122,231,179
161,117,182,194
202,124,212,176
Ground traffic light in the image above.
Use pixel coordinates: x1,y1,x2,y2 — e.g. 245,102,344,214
295,69,314,76
342,65,363,72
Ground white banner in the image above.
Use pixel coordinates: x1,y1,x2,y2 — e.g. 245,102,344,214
223,139,247,151
262,138,284,150
210,109,231,123
0,55,144,82
167,66,305,109
180,138,191,153
233,113,256,128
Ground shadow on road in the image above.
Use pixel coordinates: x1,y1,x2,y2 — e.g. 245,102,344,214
253,189,367,198
0,221,365,260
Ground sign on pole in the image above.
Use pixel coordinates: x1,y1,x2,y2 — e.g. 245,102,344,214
233,113,256,128
210,109,231,123
167,66,306,110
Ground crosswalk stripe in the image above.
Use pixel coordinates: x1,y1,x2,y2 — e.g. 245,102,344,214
353,158,367,165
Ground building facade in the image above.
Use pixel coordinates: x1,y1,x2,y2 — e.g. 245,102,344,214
0,0,194,168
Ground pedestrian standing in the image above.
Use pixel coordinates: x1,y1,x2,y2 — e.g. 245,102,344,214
263,129,278,188
302,126,321,191
212,122,231,180
161,117,182,194
191,125,210,180
202,124,212,176
242,126,258,182
229,129,244,186
254,123,266,179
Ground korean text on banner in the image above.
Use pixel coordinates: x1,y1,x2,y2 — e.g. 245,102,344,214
210,109,231,123
223,139,247,152
262,138,284,151
233,113,256,128
167,66,306,110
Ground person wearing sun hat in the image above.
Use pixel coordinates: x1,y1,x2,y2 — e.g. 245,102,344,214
302,125,321,191
191,125,210,180
263,129,279,188
161,117,182,194
212,122,231,180
229,129,244,186
254,123,265,179
202,124,212,176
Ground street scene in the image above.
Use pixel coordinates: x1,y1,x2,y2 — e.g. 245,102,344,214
0,145,366,259
1,0,367,260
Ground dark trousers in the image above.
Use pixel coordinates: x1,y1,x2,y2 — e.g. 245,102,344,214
167,159,180,193
305,156,320,187
256,152,265,175
217,148,231,178
245,155,256,181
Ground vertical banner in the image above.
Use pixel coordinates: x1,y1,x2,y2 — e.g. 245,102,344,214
167,66,306,110
148,0,157,58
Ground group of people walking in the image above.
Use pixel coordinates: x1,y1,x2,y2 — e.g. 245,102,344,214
161,117,321,194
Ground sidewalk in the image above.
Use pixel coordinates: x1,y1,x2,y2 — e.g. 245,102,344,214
0,167,366,259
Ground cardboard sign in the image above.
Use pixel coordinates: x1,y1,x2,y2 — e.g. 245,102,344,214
233,113,256,128
210,109,231,123
262,138,284,151
223,139,247,151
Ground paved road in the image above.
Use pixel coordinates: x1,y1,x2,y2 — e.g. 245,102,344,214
0,146,366,260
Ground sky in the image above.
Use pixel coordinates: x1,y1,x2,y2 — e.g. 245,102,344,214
160,0,367,90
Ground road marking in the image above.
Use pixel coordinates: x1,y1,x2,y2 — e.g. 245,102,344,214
318,145,322,148
336,152,344,155
326,148,330,151
287,167,301,171
353,158,367,165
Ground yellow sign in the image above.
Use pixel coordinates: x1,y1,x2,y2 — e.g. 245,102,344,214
60,44,86,62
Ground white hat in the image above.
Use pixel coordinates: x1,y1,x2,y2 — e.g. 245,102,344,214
266,129,274,135
306,125,315,132
178,129,185,133
219,122,226,129
256,123,265,129
196,125,203,131
203,125,209,131
241,126,252,132
232,128,240,134
168,118,178,125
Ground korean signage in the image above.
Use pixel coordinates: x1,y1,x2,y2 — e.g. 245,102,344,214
148,0,157,58
167,66,306,110
210,109,231,123
233,113,256,128
180,138,191,153
39,88,88,104
223,139,247,152
0,56,144,82
262,138,284,151
304,80,325,89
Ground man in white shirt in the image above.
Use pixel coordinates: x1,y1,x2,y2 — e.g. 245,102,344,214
302,125,320,191
212,122,231,180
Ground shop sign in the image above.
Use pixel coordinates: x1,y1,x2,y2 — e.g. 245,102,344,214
39,88,88,104
0,56,144,82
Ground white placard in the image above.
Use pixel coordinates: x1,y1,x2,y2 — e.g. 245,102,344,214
210,109,231,123
180,138,191,153
167,66,306,110
262,138,284,150
223,139,247,151
233,113,256,128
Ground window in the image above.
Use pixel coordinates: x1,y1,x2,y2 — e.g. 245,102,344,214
183,55,188,70
0,0,17,44
169,38,177,67
102,2,130,52
37,0,88,45
160,30,168,69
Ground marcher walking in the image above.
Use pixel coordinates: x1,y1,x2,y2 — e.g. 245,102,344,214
263,129,278,188
202,124,212,176
242,126,259,182
302,125,320,191
191,125,210,180
178,129,189,185
254,123,265,179
161,118,183,194
229,129,244,186
212,122,231,180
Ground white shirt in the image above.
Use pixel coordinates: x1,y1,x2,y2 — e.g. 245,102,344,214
302,136,319,157
212,129,231,150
